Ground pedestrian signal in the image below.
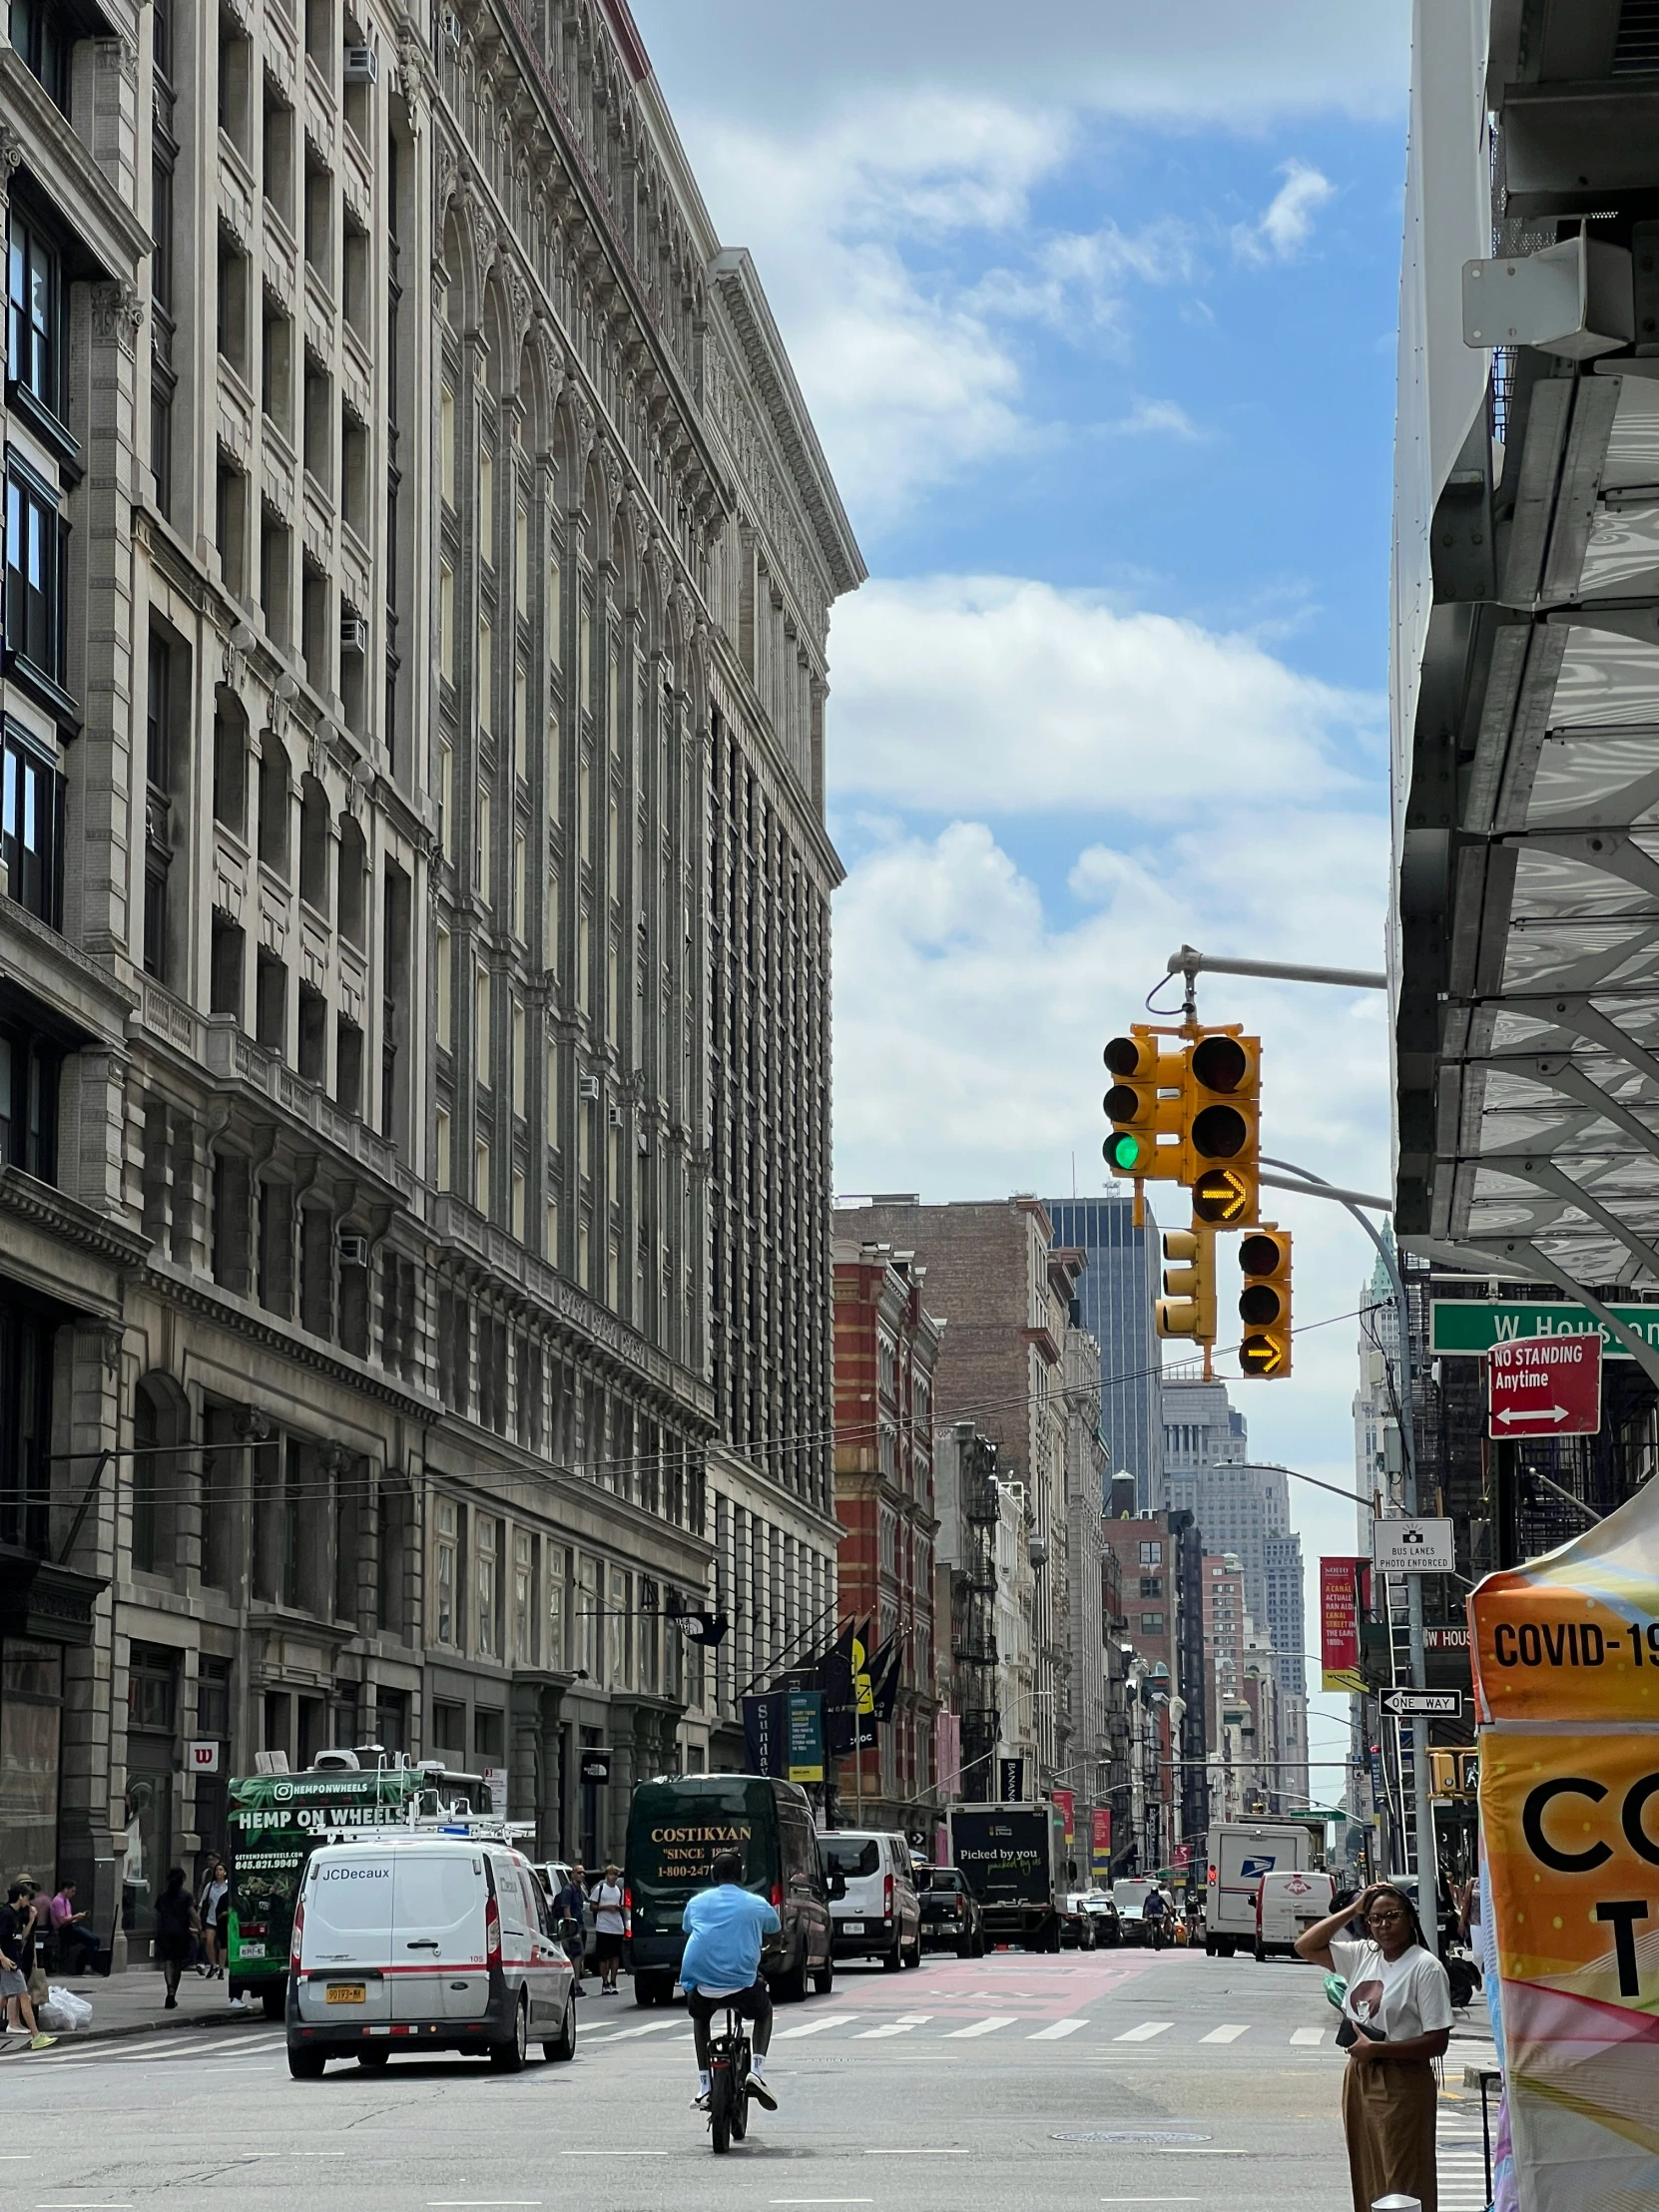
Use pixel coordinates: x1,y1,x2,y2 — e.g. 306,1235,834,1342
1156,1222,1216,1343
1238,1226,1292,1379
1430,1751,1459,1798
1102,1029,1191,1183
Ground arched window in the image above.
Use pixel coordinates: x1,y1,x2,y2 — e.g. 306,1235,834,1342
298,774,329,911
258,739,289,874
336,816,367,947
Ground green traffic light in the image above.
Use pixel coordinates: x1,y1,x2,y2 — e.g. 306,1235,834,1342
1104,1132,1142,1173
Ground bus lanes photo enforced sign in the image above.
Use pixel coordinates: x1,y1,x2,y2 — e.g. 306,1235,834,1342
1488,1332,1602,1440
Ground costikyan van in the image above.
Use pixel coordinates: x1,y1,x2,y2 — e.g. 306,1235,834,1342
286,1837,576,2075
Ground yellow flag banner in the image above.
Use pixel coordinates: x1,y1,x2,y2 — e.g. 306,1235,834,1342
1471,1485,1659,2209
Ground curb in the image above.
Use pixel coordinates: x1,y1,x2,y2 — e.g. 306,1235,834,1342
14,1990,278,2048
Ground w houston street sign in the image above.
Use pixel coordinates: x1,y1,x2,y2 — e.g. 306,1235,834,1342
1487,1333,1602,1439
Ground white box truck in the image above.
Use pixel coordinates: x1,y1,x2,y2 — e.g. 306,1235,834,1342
1204,1821,1319,1957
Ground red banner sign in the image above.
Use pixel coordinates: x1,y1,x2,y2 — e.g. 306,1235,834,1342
1321,1556,1367,1693
1053,1787,1075,1856
1487,1332,1602,1438
1090,1806,1111,1879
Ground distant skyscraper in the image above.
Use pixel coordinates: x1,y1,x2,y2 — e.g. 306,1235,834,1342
1047,1194,1165,1512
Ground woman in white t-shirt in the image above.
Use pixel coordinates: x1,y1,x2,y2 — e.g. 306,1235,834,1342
1297,1882,1452,2212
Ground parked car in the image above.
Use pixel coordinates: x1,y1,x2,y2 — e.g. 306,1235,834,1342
1082,1890,1122,1947
820,1830,922,1971
1059,1892,1098,1949
917,1867,984,1958
287,1835,577,2075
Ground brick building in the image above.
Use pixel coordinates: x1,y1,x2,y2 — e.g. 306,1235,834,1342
834,1196,1079,1794
831,1235,942,1829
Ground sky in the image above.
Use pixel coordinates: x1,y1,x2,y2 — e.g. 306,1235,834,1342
632,0,1415,1796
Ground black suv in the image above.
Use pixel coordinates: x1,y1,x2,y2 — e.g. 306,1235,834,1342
918,1867,985,1958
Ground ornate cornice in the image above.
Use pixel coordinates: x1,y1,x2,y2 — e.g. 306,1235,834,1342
0,1170,152,1270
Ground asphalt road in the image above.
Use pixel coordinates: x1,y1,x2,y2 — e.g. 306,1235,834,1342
3,1947,1491,2212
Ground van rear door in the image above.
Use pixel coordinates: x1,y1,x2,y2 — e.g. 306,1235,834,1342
295,1850,395,2027
390,1852,490,2021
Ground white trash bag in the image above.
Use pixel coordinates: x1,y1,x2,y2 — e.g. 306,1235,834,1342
39,1984,93,2031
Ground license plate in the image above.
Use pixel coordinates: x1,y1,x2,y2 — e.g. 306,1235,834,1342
238,1942,266,1960
325,1983,366,2004
841,1921,865,1935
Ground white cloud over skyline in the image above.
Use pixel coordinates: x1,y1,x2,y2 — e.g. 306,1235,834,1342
1232,159,1339,265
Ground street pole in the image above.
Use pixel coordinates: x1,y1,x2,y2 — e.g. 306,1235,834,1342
1260,1154,1436,1894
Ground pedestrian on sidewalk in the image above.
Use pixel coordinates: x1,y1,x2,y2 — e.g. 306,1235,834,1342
46,1880,100,1976
153,1868,199,2010
590,1863,625,1994
0,1882,53,2049
198,1860,229,1979
1296,1880,1452,2212
552,1864,588,1995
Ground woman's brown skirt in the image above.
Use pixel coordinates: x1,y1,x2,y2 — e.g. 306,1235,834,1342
1342,2054,1437,2212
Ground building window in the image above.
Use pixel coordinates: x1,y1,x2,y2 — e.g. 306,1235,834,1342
433,1498,458,1647
475,1513,497,1659
5,465,69,697
1,726,65,928
513,1529,534,1667
0,1288,53,1554
1137,1540,1162,1567
0,1012,61,1181
7,208,65,425
9,0,70,111
1140,1612,1164,1634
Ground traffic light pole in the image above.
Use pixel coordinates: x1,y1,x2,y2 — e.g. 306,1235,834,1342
1259,1153,1435,1893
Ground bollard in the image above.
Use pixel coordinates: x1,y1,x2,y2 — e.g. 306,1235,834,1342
1371,2198,1421,2211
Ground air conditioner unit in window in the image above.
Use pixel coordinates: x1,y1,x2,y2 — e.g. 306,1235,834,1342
337,1231,370,1267
442,9,462,50
344,46,378,83
577,1075,601,1102
607,1105,625,1129
340,612,368,657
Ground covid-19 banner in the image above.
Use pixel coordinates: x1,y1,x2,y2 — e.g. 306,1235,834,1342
1471,1484,1659,2208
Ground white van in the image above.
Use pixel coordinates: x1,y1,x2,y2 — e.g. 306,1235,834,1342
286,1836,577,2076
820,1830,921,1970
1111,1879,1172,1947
1205,1821,1318,1957
1254,1869,1335,1960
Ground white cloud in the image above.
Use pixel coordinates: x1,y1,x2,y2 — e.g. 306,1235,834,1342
634,2,1408,130
1104,397,1207,440
1233,159,1338,265
966,217,1198,340
831,814,1391,1495
827,575,1379,816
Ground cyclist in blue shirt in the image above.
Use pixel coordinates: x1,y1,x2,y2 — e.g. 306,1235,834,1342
681,1849,781,2111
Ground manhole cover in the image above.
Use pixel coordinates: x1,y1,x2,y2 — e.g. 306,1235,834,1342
1050,2129,1211,2145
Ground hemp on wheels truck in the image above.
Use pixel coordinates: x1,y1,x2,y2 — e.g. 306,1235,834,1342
226,1759,488,2016
947,1801,1065,1953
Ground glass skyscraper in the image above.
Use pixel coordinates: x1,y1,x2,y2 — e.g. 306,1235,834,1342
1046,1194,1165,1512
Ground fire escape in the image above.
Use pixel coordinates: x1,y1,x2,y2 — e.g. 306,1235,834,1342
953,1432,1001,1803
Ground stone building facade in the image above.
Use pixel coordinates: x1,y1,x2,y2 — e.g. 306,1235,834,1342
0,0,858,1962
830,1232,942,1829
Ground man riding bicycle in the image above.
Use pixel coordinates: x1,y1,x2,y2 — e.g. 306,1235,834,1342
681,1849,780,2113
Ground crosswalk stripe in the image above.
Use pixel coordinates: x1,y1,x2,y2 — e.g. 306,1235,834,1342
577,2018,682,2043
1114,2021,1174,2042
1290,2027,1326,2046
774,2015,855,2040
855,2023,918,2039
944,2015,1017,2039
1201,2023,1250,2044
1027,2018,1088,2040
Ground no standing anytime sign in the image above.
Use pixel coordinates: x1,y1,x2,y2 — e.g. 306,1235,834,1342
1487,1333,1603,1439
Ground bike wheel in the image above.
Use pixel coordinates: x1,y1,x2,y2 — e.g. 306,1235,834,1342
710,2067,733,2153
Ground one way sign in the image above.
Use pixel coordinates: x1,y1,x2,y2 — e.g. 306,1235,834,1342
1381,1690,1464,1718
1487,1333,1602,1440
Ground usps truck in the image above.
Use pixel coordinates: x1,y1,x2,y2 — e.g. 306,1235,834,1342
1204,1821,1319,1957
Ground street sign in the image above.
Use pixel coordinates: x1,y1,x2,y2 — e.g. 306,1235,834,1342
1381,1689,1464,1717
1487,1331,1602,1438
1373,1517,1456,1573
1431,1299,1659,1360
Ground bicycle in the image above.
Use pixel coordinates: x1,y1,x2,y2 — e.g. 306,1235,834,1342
705,1999,753,2154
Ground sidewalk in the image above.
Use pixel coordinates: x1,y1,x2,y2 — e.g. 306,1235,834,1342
27,1966,277,2044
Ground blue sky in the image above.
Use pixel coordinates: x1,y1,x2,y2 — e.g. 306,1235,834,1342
632,0,1414,1783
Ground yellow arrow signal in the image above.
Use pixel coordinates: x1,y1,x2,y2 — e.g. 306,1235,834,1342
1240,1332,1287,1377
1192,1167,1250,1225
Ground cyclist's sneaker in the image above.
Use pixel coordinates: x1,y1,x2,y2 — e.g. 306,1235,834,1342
746,2070,778,2112
690,2091,711,2111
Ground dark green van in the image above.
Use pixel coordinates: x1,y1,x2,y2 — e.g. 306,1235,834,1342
625,1774,833,2007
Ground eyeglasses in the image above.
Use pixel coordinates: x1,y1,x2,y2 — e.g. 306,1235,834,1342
1367,1910,1405,1926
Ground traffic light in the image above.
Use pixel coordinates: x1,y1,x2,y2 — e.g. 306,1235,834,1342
1188,1027,1261,1223
1430,1750,1459,1799
1102,1028,1191,1182
1156,1221,1217,1342
1238,1225,1293,1378
1459,1751,1480,1796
